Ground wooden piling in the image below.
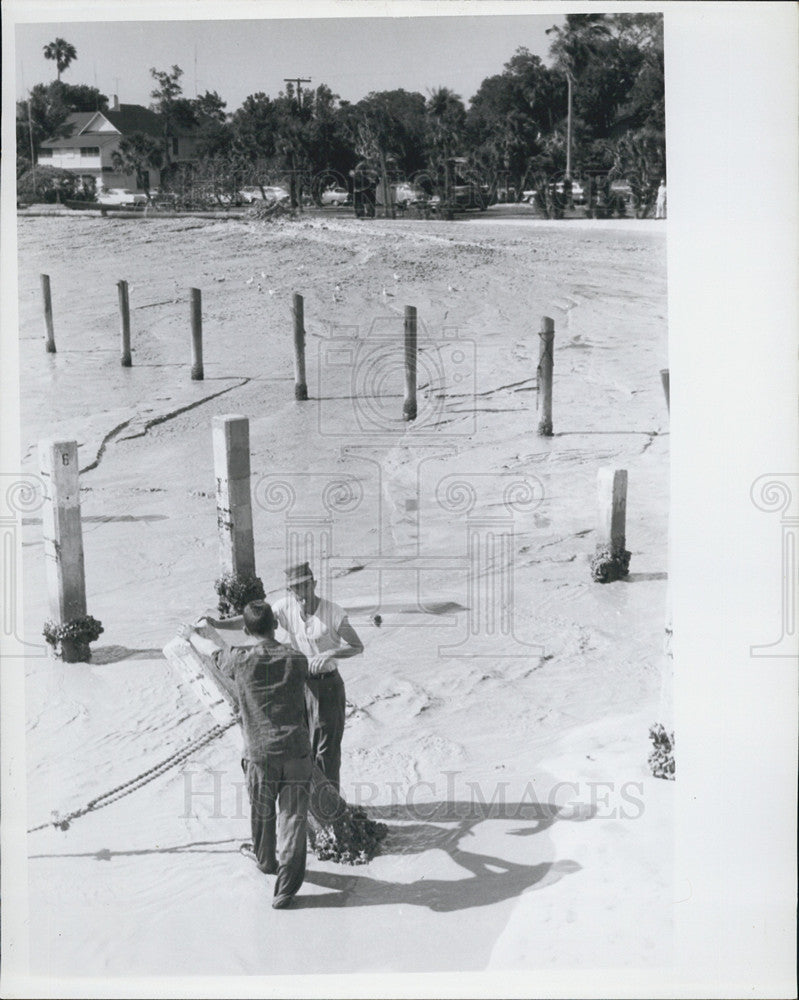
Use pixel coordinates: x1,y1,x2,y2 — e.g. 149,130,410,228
213,415,257,580
660,368,670,413
41,274,56,353
537,316,554,436
39,439,87,624
118,279,132,367
292,293,308,400
190,287,204,380
590,467,631,582
403,305,418,422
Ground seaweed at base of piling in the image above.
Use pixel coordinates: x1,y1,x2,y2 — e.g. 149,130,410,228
648,723,675,780
214,571,265,618
590,546,631,583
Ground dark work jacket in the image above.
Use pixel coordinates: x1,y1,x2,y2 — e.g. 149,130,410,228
214,641,310,761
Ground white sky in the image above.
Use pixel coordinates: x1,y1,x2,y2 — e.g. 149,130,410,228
15,13,565,111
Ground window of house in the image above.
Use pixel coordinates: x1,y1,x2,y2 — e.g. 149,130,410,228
80,147,100,157
171,137,179,156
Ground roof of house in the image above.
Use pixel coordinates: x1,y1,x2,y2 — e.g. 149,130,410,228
104,105,163,138
40,104,164,149
39,132,120,150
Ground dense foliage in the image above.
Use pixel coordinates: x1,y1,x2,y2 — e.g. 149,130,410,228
18,16,665,215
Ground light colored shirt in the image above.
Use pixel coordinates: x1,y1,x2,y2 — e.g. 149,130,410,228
272,594,348,660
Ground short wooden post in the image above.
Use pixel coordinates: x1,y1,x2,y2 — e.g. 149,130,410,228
660,368,670,413
40,439,88,628
537,316,554,436
118,279,132,367
213,415,256,581
292,293,308,400
403,305,417,422
41,274,56,353
590,468,631,582
190,288,204,380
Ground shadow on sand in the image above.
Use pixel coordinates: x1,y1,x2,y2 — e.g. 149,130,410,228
29,800,591,913
296,799,591,912
90,645,166,664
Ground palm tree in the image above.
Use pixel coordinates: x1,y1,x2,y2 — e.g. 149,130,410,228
111,132,164,199
546,15,610,178
43,38,77,81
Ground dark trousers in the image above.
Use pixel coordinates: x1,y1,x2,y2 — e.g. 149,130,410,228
243,754,312,903
305,671,346,792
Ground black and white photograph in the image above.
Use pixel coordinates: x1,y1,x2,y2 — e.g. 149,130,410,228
1,2,795,997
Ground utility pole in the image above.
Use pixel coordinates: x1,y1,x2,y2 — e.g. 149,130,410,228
284,77,312,106
28,98,37,198
565,71,573,181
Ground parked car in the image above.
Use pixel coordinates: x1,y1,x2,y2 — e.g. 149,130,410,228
392,183,421,206
320,186,351,206
239,185,290,204
97,188,147,207
555,180,586,204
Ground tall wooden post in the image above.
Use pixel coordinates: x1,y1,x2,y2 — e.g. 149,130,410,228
190,287,204,380
403,305,417,422
660,368,670,413
41,274,56,353
213,415,256,581
40,439,87,624
537,316,554,436
292,293,308,400
590,468,631,582
118,279,132,367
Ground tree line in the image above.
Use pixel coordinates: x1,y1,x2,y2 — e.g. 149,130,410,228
17,14,665,217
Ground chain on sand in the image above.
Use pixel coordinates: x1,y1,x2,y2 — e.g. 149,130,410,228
27,720,237,834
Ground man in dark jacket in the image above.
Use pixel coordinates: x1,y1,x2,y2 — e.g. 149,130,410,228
180,600,311,909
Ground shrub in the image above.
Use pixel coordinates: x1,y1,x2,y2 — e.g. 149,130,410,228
17,165,95,204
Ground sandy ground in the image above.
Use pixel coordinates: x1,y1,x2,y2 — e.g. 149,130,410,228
16,212,671,978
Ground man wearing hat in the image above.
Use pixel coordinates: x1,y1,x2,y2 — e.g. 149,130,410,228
273,561,363,792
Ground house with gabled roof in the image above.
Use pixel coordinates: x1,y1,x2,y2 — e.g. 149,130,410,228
37,97,200,193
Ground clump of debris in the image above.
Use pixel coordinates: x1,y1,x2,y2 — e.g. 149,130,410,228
247,201,297,222
648,723,675,779
309,804,389,865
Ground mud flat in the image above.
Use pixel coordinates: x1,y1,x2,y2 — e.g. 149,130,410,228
17,214,671,976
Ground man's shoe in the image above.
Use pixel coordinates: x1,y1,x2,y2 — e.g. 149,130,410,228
239,842,277,874
272,893,294,909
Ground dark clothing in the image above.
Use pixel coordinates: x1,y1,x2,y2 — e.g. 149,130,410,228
214,641,310,761
243,754,312,901
214,640,311,903
304,671,346,792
